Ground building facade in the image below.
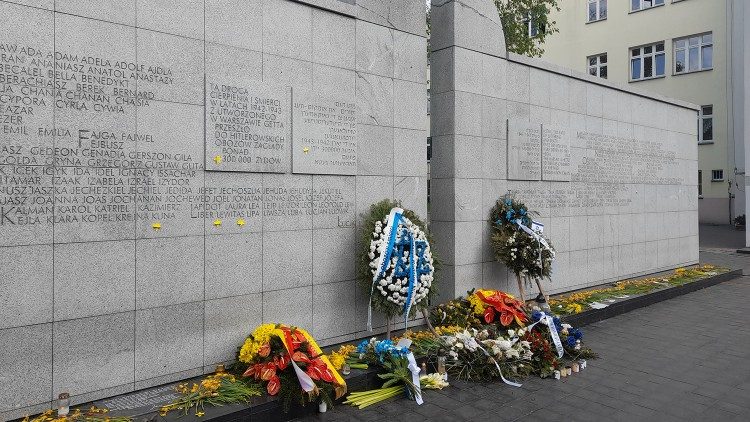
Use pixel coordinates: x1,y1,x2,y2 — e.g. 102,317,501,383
540,0,745,225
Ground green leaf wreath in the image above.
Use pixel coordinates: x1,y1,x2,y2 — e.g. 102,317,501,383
489,196,554,279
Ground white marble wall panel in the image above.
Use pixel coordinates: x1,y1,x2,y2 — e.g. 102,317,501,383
0,0,428,418
430,0,699,303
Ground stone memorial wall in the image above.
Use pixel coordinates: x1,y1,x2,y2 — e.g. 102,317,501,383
0,0,427,417
430,0,699,302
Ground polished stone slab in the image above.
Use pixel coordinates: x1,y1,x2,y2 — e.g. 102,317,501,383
205,76,291,173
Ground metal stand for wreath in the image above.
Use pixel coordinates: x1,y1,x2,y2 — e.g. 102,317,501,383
515,273,549,305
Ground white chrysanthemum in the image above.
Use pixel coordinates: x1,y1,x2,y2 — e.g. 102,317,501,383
369,212,434,311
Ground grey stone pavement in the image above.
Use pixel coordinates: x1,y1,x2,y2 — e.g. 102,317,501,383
296,225,750,421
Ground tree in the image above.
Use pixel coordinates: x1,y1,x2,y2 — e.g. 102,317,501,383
494,0,560,57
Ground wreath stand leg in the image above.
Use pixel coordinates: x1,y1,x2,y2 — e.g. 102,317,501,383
515,272,527,305
386,315,392,340
421,308,436,335
534,278,549,304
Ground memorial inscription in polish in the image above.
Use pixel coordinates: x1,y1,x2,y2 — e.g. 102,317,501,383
205,77,291,173
507,120,541,181
541,125,571,182
292,94,357,175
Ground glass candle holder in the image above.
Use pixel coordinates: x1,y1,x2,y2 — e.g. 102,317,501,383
341,363,351,376
572,362,580,373
437,355,447,380
58,392,70,416
565,366,572,376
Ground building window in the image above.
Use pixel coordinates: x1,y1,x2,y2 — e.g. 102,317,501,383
699,105,713,143
588,53,607,79
631,0,664,12
630,42,665,81
427,179,431,204
674,33,713,74
698,170,702,196
588,0,607,22
427,137,432,163
711,169,724,182
524,12,544,37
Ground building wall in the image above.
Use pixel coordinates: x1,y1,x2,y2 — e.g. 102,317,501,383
430,0,699,302
0,0,427,418
540,0,738,224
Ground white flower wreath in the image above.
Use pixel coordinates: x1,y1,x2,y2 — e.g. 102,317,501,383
367,208,434,321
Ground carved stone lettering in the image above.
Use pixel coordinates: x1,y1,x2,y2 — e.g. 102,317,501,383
541,125,571,181
292,94,357,175
205,76,291,173
507,120,541,181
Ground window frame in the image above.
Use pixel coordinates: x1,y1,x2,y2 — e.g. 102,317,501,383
711,169,724,182
587,53,608,79
630,0,665,13
629,42,667,82
699,105,713,144
674,32,713,75
587,0,607,23
525,12,541,38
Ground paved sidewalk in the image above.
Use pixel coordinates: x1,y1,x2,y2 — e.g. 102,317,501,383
296,250,750,421
700,224,745,251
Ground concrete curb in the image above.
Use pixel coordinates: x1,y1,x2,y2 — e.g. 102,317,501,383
563,269,743,327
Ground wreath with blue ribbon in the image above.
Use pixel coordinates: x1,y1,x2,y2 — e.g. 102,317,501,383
359,199,438,327
490,196,555,279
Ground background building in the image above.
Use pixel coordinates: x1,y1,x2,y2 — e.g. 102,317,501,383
540,0,746,225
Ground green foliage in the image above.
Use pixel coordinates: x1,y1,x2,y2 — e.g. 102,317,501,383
428,291,481,329
489,196,554,279
358,199,440,318
494,0,560,57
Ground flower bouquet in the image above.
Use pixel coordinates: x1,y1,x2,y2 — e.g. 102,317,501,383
159,371,262,417
430,289,527,329
343,338,423,408
427,289,596,380
359,199,438,336
238,324,346,411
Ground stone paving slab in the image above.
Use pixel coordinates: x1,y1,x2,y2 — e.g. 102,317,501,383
293,250,750,421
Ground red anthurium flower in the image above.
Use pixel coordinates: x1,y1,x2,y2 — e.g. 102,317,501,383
242,365,257,378
306,364,323,381
499,310,514,326
483,306,496,324
292,351,311,364
267,375,281,395
275,354,290,371
320,368,334,383
258,343,271,357
260,362,277,381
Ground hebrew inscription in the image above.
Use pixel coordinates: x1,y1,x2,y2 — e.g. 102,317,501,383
292,94,357,175
507,120,541,181
541,125,571,182
205,77,291,173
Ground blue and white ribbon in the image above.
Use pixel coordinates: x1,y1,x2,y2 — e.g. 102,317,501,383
368,208,403,332
514,218,553,271
369,208,432,332
397,338,423,405
526,312,564,358
475,343,523,388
